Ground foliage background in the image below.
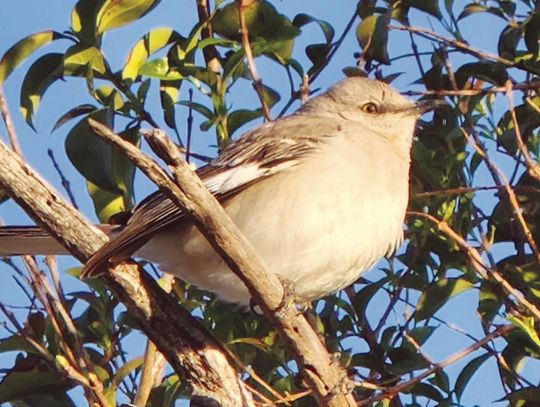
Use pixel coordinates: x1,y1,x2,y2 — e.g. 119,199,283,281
1,0,540,405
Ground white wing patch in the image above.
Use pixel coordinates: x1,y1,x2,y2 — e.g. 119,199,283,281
204,161,296,195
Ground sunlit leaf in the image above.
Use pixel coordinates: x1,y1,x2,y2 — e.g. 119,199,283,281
160,80,181,129
458,3,489,20
356,14,390,64
94,85,125,111
19,53,63,128
138,57,183,80
70,0,105,45
63,44,108,76
415,278,474,321
122,27,183,81
212,0,300,61
96,0,161,34
0,31,66,84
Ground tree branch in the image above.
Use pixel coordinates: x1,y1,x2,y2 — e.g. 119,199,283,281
409,211,540,320
236,0,272,121
0,138,254,406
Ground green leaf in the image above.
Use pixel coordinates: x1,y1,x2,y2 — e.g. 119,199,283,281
454,62,509,87
498,25,522,60
138,57,183,80
306,43,331,73
454,353,490,401
407,382,444,401
122,27,183,81
0,335,38,354
0,31,66,84
525,13,540,58
85,126,138,221
87,182,128,223
178,100,214,119
478,280,502,325
509,386,540,404
160,80,182,129
52,104,97,132
65,109,119,193
352,278,388,319
71,0,105,45
457,3,488,20
111,356,143,389
508,316,540,349
96,0,162,34
63,44,108,76
293,13,335,43
212,0,300,61
403,0,442,19
415,277,474,321
356,14,390,64
94,85,125,111
20,53,64,129
387,346,429,374
0,355,74,404
227,109,262,136
407,326,436,346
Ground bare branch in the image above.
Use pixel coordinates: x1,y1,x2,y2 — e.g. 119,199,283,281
462,126,540,262
409,211,540,320
236,0,272,121
505,80,540,181
0,85,23,157
0,137,255,406
196,0,221,73
357,324,514,405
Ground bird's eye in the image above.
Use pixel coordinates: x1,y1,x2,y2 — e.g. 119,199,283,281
361,102,379,114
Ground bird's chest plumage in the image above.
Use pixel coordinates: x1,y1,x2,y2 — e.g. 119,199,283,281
137,134,411,304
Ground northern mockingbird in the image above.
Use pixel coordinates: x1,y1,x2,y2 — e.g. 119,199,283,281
0,77,435,304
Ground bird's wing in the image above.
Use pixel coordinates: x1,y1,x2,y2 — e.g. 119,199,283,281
82,115,331,276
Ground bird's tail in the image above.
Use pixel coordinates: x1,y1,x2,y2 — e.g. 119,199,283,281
0,225,118,256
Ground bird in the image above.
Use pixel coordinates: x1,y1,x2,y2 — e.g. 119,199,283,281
0,76,436,305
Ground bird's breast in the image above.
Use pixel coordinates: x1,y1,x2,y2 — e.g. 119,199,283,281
137,134,411,304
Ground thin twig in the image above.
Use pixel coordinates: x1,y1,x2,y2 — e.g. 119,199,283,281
310,10,358,84
403,80,540,97
413,185,540,198
462,126,540,262
186,89,194,163
133,274,174,407
357,324,514,405
196,0,221,73
0,86,23,157
236,0,272,121
505,80,540,181
47,149,78,209
409,211,540,320
408,31,426,80
390,25,514,67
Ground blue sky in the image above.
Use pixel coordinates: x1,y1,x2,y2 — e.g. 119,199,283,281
0,1,537,406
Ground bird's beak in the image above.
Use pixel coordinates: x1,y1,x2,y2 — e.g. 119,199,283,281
415,98,446,114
